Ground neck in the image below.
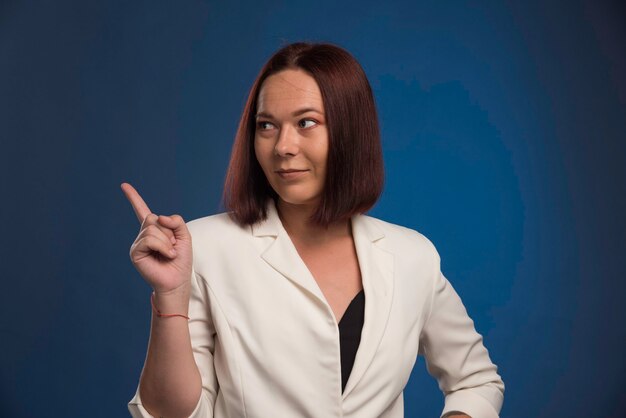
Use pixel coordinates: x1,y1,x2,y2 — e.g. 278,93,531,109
276,199,351,245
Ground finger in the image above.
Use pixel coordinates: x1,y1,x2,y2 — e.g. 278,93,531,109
157,214,188,240
142,215,176,244
140,224,176,247
141,213,158,227
121,182,152,224
133,235,177,260
157,216,178,244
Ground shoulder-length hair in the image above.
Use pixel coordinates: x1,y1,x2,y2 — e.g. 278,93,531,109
223,42,384,226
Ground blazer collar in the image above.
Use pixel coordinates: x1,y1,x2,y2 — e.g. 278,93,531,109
252,200,395,399
251,199,386,242
250,199,283,237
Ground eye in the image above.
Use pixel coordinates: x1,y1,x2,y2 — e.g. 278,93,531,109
257,121,275,131
298,119,317,129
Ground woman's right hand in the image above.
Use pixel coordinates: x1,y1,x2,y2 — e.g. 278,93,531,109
121,182,193,295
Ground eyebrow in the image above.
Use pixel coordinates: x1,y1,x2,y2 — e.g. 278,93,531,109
255,107,324,119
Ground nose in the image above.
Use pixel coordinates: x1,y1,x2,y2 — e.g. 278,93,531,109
274,125,299,157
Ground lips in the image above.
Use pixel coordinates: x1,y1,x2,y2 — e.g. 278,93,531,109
275,169,309,180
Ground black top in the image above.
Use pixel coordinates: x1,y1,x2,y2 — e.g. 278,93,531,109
338,288,365,393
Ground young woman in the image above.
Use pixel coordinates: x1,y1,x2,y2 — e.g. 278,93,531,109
123,42,504,418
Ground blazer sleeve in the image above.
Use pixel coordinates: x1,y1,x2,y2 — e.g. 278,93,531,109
128,265,219,418
418,272,505,418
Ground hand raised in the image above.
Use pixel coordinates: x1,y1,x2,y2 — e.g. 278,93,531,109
121,182,193,295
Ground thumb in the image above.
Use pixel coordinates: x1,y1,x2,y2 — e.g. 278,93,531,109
157,215,190,240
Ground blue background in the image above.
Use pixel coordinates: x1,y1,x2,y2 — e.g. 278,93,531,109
1,0,625,417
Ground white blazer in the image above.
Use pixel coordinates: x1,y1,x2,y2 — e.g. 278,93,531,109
129,201,504,418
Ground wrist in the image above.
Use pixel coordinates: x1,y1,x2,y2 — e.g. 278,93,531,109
153,279,191,297
152,283,191,315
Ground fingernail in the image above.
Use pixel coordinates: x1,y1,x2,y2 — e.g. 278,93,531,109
170,236,176,244
169,249,177,256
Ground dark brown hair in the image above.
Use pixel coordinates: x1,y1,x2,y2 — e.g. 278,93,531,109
223,42,384,226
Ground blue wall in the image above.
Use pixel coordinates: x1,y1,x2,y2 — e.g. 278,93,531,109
2,0,625,416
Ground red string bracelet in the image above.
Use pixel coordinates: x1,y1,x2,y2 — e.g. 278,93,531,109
150,292,190,320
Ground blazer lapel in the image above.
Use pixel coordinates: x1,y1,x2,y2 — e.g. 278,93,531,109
252,201,327,304
252,202,395,399
342,215,395,399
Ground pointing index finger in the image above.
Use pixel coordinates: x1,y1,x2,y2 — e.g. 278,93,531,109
120,182,152,224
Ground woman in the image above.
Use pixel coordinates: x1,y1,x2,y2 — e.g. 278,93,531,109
123,42,504,418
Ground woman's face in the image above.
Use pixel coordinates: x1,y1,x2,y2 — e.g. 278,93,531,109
254,69,329,208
